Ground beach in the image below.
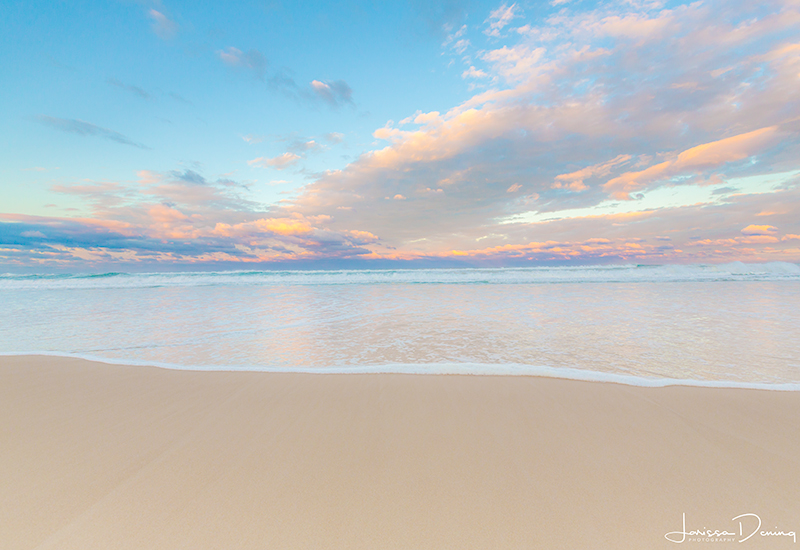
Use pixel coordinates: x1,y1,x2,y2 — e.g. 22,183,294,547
6,0,800,545
2,355,798,549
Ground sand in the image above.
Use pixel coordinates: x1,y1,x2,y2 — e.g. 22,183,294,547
1,355,799,549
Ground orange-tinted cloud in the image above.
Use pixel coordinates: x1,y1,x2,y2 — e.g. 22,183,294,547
604,127,780,198
741,224,778,235
554,155,631,191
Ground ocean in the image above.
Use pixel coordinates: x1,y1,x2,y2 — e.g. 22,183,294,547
2,262,800,388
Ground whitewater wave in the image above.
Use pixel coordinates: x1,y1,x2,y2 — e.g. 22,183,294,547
2,262,799,290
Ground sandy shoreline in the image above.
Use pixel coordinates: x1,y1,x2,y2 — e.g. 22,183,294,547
2,355,799,549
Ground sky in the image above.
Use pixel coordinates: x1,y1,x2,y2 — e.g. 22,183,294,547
2,0,800,271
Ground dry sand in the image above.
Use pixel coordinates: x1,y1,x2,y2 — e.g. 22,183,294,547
1,355,799,549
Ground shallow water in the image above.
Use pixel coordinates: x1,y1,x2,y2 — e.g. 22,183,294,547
2,263,800,386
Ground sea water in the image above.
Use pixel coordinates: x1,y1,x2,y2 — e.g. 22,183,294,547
2,263,800,388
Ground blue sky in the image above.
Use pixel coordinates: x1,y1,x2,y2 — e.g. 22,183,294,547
2,0,800,270
3,1,471,207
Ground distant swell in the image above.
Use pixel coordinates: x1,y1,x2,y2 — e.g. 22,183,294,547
2,261,799,290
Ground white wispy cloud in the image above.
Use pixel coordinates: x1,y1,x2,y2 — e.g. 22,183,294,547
485,3,522,37
462,66,490,79
218,47,268,79
107,78,151,99
324,132,345,144
242,134,265,144
36,116,149,149
148,9,177,40
309,80,354,107
248,152,301,170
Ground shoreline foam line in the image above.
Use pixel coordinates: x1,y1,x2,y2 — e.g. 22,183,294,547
2,351,799,391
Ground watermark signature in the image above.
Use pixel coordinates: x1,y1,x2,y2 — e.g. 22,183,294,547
666,513,796,544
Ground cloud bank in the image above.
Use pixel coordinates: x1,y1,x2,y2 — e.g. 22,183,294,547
5,0,800,269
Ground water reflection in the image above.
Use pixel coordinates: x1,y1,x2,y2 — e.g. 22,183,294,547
3,281,799,383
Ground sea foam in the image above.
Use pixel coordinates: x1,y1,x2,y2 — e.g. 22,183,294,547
2,352,800,391
2,264,799,387
1,262,799,290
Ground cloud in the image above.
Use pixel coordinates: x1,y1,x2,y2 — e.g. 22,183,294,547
169,92,192,105
586,12,675,40
268,70,355,109
0,159,388,268
170,169,207,185
213,217,313,238
5,176,800,268
432,187,800,263
485,3,521,37
415,1,470,39
36,116,149,149
242,134,265,144
442,24,470,54
453,39,471,54
248,152,301,170
741,224,778,235
262,0,800,258
309,80,354,107
267,67,298,94
324,132,345,144
554,155,632,191
217,47,268,79
107,78,150,100
481,44,547,83
148,9,177,40
462,66,490,80
287,140,323,154
246,138,325,174
603,127,780,198
7,0,800,269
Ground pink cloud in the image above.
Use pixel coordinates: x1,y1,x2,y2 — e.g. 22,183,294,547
485,3,522,37
7,0,800,269
554,155,631,191
586,12,675,40
604,127,780,198
741,224,778,235
248,153,301,170
149,204,189,223
214,217,314,238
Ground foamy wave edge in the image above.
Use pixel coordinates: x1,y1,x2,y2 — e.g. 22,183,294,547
3,262,800,290
3,352,799,391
